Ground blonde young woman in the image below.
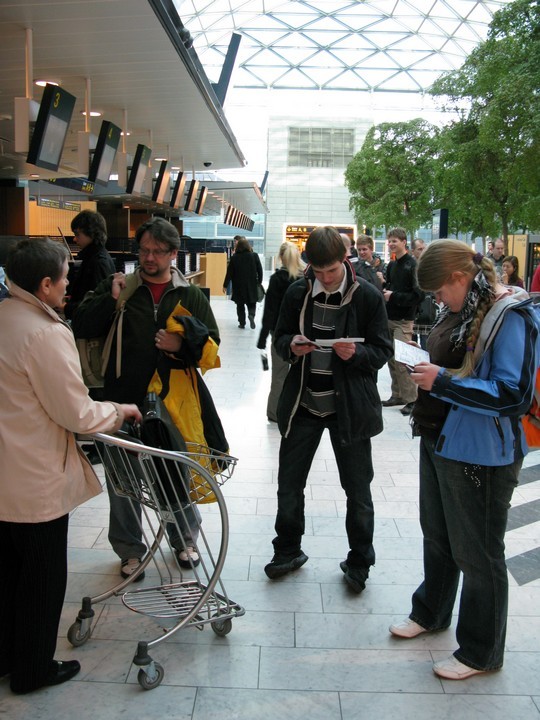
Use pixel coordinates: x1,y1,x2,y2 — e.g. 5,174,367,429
257,241,305,422
389,240,540,680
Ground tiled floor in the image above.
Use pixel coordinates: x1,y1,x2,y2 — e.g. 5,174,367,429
2,292,540,719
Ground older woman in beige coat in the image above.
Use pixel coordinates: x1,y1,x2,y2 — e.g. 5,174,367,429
0,238,141,695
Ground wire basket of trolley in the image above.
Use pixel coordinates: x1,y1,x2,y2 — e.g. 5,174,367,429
68,413,243,691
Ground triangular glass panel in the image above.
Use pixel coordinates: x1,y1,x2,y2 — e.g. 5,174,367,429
273,68,318,88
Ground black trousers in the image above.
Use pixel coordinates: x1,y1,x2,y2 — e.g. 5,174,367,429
0,514,69,693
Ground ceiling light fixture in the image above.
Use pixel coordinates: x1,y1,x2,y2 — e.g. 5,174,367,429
81,110,102,117
35,80,59,87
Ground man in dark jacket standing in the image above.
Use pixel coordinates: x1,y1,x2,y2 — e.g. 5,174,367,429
73,218,222,580
382,227,424,416
264,226,393,593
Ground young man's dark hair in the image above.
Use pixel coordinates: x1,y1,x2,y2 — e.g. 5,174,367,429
305,226,346,267
71,210,108,247
6,238,68,293
135,217,181,251
387,227,407,242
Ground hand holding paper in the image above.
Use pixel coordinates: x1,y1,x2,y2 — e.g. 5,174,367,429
394,339,430,369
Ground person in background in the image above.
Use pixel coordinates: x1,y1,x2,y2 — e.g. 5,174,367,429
0,238,141,695
73,218,222,579
357,234,385,287
501,255,524,288
341,233,382,291
411,238,425,261
389,240,540,680
382,227,424,416
532,263,540,293
257,241,305,422
411,239,436,350
223,236,263,329
349,237,358,258
489,239,505,278
264,226,393,594
63,210,116,320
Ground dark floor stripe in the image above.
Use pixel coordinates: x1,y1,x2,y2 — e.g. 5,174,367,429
507,547,540,586
507,498,540,531
519,464,540,486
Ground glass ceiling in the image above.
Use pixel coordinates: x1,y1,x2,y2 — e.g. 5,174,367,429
176,0,512,93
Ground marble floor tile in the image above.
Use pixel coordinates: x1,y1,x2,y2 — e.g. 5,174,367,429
340,692,540,720
259,646,442,693
194,688,342,720
0,680,197,720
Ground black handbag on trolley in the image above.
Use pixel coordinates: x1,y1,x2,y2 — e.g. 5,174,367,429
139,392,192,509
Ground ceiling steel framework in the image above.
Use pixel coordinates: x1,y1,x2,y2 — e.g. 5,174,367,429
177,0,511,93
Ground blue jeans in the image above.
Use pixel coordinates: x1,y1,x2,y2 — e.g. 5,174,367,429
107,482,201,560
410,436,521,670
273,410,375,569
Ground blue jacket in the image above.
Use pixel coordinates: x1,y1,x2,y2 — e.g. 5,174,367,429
431,297,540,466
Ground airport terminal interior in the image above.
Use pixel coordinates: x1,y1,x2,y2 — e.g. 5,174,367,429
1,293,540,718
1,0,540,717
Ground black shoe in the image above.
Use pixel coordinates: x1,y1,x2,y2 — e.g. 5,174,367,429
45,660,81,687
238,323,245,329
264,551,308,579
382,397,403,407
249,315,256,329
400,402,415,416
340,561,369,593
11,660,81,694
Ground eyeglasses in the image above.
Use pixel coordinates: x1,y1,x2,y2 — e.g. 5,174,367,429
139,246,171,257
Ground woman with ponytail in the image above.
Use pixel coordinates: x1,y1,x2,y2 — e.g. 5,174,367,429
389,240,540,680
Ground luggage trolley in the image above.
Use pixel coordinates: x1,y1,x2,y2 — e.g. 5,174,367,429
68,432,244,690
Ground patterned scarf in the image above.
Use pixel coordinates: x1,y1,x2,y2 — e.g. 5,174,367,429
432,270,494,349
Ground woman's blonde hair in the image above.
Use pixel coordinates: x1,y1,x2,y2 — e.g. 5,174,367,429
417,239,498,376
278,241,305,280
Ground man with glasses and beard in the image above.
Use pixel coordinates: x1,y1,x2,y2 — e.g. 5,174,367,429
73,218,222,580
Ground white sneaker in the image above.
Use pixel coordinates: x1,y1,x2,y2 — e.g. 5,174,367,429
177,546,200,569
433,655,486,680
389,618,427,638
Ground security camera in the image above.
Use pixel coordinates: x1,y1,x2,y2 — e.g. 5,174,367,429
203,161,213,168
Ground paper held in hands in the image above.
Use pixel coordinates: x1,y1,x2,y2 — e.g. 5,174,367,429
294,337,364,348
314,337,364,347
394,339,430,369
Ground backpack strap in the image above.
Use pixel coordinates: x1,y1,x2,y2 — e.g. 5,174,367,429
101,273,139,378
474,295,522,362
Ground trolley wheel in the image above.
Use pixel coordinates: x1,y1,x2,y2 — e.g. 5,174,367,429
211,617,232,637
137,663,164,690
67,620,91,647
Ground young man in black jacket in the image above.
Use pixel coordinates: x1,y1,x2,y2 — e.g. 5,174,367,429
264,226,393,593
382,227,424,416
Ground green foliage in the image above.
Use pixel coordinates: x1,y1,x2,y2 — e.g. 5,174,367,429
344,1,539,241
429,0,540,238
344,119,439,236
